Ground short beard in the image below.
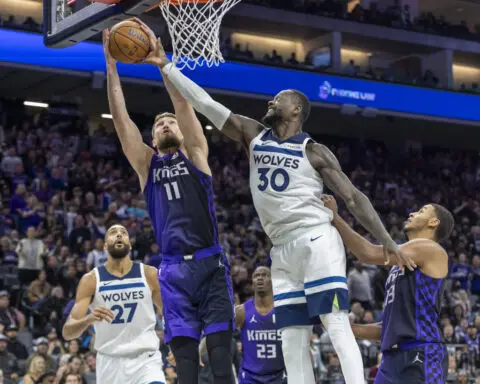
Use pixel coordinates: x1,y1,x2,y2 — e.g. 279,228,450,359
157,136,181,151
261,113,281,127
108,243,131,259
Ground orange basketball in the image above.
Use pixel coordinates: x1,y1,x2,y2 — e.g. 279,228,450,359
109,20,150,64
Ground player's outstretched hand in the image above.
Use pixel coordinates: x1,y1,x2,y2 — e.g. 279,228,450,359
320,194,338,216
102,29,116,67
133,18,170,68
383,242,416,272
89,307,114,323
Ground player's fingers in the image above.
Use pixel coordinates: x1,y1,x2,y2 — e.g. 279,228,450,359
95,308,114,319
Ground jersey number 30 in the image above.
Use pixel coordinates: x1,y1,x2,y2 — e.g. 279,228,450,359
257,344,277,359
111,303,138,324
257,168,290,192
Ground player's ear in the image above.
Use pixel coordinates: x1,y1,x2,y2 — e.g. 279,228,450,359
428,216,440,230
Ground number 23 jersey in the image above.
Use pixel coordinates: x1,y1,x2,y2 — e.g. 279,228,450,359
92,263,159,357
249,129,332,243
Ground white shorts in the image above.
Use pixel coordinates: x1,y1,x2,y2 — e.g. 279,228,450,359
270,223,349,329
97,350,166,384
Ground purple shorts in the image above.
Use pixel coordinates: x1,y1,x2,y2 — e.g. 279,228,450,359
159,253,234,343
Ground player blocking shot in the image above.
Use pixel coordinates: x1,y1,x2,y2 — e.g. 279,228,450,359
62,225,165,384
103,27,235,384
322,195,453,384
136,23,414,384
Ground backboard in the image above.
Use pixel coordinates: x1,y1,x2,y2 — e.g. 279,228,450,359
43,0,159,48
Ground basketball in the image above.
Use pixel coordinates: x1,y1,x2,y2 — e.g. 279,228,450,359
108,20,150,64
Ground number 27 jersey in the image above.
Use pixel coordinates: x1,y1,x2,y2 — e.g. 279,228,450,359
249,129,332,244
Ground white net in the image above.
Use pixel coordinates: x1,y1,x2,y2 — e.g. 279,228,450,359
159,0,241,70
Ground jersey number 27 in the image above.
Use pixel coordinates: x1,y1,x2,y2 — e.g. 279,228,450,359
111,303,137,324
257,168,290,192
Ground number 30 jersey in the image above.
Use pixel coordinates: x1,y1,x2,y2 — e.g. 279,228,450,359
249,129,332,244
92,263,159,357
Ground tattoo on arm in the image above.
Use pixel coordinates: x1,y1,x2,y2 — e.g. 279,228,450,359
309,143,395,248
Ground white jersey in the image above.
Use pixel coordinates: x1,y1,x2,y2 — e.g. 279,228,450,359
92,262,159,357
249,129,333,244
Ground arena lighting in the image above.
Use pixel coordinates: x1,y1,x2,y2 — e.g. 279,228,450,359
101,114,113,119
24,101,49,108
205,125,213,131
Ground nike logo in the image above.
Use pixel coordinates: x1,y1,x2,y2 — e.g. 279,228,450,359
148,353,155,358
310,235,323,242
102,281,115,286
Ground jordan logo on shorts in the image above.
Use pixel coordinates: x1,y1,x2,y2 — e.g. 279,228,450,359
412,352,423,364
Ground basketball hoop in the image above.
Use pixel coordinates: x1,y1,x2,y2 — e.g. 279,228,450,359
158,0,241,70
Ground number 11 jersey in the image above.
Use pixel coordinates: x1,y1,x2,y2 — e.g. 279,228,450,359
92,262,159,356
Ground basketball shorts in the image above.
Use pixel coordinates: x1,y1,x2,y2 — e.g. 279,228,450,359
96,350,166,384
270,223,349,329
375,345,448,384
238,369,287,384
160,251,234,343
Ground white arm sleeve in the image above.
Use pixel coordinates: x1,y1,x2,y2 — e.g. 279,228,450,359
162,63,232,130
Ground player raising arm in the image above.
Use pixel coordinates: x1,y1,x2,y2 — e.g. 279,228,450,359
321,195,452,384
103,25,235,384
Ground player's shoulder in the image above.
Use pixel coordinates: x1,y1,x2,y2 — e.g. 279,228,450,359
76,271,97,298
143,264,159,278
401,238,448,264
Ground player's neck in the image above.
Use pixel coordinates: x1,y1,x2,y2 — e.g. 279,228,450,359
407,229,435,241
157,144,187,156
105,257,133,277
254,293,274,313
272,122,302,141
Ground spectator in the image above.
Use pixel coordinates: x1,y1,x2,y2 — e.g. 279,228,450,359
0,291,25,329
61,373,83,384
1,147,23,178
5,324,28,360
26,337,57,372
451,252,472,290
348,261,373,310
68,216,91,254
0,334,19,384
26,270,51,310
37,371,56,384
83,352,96,384
23,354,46,384
16,226,46,285
85,239,107,271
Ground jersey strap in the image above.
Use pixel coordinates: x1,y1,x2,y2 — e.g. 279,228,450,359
161,243,222,264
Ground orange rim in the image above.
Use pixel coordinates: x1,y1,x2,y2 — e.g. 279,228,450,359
146,0,223,12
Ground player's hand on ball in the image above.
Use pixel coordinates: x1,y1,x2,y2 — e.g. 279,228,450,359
89,307,114,323
320,195,338,215
133,18,170,68
102,29,116,67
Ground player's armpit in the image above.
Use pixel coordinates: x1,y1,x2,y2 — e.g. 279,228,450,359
234,304,246,329
145,265,163,315
222,114,265,149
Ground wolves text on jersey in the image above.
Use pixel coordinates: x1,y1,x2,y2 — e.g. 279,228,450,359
101,290,145,303
253,154,300,169
153,161,190,183
384,267,405,307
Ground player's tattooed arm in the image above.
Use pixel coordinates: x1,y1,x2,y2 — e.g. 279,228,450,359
103,30,154,191
144,265,163,316
235,304,246,329
62,272,114,340
308,143,415,271
351,322,382,341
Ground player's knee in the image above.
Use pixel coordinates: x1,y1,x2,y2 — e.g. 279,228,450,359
206,331,234,379
320,311,353,357
169,336,199,362
281,327,310,362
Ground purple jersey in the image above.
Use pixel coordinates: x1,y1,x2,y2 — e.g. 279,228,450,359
240,299,285,378
381,267,445,352
143,150,218,255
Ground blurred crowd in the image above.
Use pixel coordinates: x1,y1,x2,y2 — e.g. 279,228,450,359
1,95,480,384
